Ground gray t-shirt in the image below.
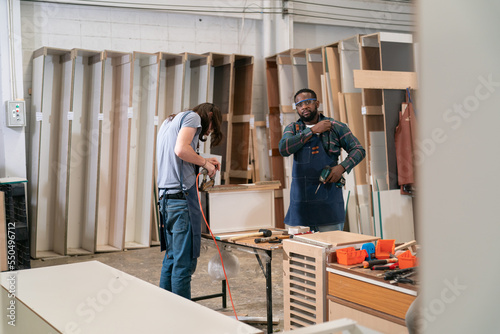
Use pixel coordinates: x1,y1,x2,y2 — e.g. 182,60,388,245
156,111,202,193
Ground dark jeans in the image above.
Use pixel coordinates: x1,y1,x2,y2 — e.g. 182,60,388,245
158,198,197,299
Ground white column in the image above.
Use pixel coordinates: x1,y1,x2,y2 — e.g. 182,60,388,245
419,0,500,333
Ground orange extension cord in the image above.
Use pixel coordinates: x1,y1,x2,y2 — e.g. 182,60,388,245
195,173,238,320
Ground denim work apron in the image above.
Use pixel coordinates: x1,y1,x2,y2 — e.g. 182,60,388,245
159,111,203,258
284,132,345,226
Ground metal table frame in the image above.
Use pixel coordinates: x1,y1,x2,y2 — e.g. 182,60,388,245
194,236,277,334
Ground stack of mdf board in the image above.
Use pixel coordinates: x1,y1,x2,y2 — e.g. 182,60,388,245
125,52,159,250
66,49,103,255
29,47,72,258
95,50,132,253
354,32,416,242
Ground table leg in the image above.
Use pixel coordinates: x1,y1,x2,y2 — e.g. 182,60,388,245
266,250,273,334
254,250,274,334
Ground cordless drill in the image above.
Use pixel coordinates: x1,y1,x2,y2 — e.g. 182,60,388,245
315,165,345,194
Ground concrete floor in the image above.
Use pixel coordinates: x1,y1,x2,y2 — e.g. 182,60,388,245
31,238,285,333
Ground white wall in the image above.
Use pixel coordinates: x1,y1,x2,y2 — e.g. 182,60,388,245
20,2,266,120
0,0,26,178
419,1,500,333
294,23,385,49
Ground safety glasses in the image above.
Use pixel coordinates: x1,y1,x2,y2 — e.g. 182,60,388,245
294,98,317,109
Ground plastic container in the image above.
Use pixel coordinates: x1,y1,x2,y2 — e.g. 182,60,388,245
375,239,395,259
397,250,419,269
336,247,368,266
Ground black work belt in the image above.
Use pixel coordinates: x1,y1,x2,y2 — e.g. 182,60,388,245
160,192,186,200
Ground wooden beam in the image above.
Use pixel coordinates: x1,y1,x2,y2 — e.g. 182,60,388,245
354,70,418,89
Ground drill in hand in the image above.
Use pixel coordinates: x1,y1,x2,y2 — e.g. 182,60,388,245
200,168,215,191
315,165,345,194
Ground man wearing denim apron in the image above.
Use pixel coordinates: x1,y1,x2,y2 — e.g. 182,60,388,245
279,89,366,232
156,103,223,299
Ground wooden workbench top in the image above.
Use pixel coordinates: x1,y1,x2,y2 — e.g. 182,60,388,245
202,228,287,251
327,262,419,293
203,181,281,193
292,230,380,248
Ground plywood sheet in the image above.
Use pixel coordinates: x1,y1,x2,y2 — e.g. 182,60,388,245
354,70,418,90
208,189,275,233
343,93,368,185
0,261,261,333
293,231,379,248
339,36,361,94
372,189,414,242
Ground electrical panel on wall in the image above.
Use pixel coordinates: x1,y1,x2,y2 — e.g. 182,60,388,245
6,100,26,127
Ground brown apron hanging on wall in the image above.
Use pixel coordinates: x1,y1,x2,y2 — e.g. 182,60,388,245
395,88,417,195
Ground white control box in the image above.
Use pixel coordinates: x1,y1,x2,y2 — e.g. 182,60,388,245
6,100,26,127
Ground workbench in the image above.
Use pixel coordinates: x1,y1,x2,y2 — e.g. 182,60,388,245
0,261,263,334
327,262,417,333
197,230,284,334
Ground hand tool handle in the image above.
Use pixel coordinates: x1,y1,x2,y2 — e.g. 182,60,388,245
363,258,398,268
371,263,398,270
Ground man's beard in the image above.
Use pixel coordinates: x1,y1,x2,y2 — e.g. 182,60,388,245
298,107,318,123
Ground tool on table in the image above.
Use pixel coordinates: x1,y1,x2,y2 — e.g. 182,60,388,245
315,165,346,194
389,271,416,285
228,229,273,243
383,267,416,281
200,168,215,191
254,234,290,244
360,258,398,269
371,263,398,270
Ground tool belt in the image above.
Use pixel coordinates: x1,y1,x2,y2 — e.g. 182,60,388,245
159,190,186,201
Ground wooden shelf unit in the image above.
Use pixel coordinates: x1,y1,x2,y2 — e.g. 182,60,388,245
95,50,132,253
29,47,72,258
66,49,103,255
206,52,232,182
356,32,416,242
125,52,160,250
28,48,258,257
229,54,254,184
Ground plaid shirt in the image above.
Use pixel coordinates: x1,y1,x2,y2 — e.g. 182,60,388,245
279,114,366,173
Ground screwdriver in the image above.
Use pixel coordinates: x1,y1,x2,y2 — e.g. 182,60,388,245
315,166,346,194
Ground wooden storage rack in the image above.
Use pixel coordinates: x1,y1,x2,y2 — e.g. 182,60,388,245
125,52,160,249
94,50,132,253
29,47,72,258
66,49,103,255
29,48,257,257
